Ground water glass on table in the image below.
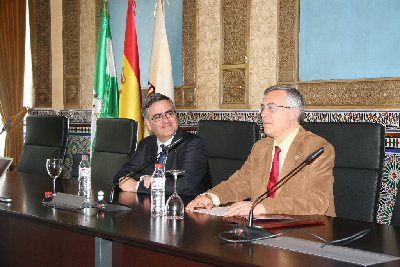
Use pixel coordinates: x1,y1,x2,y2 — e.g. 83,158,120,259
165,170,185,219
46,158,63,196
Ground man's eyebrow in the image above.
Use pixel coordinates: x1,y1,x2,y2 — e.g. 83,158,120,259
152,109,174,116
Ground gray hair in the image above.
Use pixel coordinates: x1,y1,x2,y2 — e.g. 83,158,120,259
142,93,176,120
263,84,304,123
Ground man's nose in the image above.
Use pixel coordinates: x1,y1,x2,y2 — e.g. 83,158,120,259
161,113,169,122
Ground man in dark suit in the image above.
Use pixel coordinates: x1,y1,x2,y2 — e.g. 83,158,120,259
114,93,211,196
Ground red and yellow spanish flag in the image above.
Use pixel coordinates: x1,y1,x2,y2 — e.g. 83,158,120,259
119,0,143,141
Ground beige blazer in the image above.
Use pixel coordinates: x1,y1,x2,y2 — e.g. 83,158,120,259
209,126,336,216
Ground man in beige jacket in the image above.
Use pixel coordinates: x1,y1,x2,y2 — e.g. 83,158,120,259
186,85,336,217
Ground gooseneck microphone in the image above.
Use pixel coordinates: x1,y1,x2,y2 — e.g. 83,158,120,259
247,147,324,227
0,120,11,135
109,137,184,202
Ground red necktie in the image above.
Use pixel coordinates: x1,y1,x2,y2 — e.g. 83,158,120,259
267,146,281,198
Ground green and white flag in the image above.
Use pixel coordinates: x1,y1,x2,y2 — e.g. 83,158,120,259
91,1,119,152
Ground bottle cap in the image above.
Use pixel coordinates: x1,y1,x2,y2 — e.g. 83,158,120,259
97,191,104,201
154,163,163,169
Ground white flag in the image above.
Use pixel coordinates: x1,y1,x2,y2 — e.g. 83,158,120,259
148,0,174,100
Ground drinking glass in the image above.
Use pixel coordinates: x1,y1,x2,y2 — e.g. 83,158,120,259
165,170,185,219
46,158,63,196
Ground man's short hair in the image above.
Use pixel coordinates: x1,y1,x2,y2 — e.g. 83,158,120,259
142,93,176,120
264,84,305,122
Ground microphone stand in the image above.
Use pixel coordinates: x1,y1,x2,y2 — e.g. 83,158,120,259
0,121,13,203
0,120,10,135
248,147,324,227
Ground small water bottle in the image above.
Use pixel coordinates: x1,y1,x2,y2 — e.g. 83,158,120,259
151,163,166,217
78,155,91,201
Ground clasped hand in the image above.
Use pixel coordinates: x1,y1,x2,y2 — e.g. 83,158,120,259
186,196,265,217
119,175,152,192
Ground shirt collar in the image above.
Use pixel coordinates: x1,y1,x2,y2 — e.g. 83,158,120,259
157,134,175,153
273,126,300,153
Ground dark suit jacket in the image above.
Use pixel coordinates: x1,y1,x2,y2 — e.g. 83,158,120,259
114,129,212,196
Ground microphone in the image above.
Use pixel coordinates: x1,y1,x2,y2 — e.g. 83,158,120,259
247,147,324,227
0,120,11,135
221,147,324,242
123,137,183,178
164,137,183,153
109,137,184,202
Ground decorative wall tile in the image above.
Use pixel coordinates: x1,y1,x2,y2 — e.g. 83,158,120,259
222,0,248,65
182,0,197,86
32,0,51,107
222,69,246,104
63,0,80,109
378,153,400,224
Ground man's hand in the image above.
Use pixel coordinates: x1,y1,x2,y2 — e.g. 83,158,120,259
186,194,213,211
119,177,137,192
142,175,152,188
224,201,266,217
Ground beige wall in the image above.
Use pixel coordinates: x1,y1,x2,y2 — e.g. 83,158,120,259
50,0,64,109
80,0,97,110
196,1,221,109
248,0,277,108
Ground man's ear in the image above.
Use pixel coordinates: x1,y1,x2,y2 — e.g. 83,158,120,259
144,120,152,132
290,108,301,122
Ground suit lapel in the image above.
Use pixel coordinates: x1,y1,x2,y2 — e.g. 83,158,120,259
258,138,274,194
148,137,158,162
164,129,183,170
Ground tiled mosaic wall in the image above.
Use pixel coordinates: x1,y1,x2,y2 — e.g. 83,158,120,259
29,109,400,224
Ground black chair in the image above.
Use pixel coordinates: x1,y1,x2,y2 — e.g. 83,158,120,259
91,118,137,187
391,189,400,226
197,120,260,187
303,122,385,222
18,115,69,175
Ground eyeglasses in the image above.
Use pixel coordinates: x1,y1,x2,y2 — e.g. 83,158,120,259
258,103,292,113
150,110,176,123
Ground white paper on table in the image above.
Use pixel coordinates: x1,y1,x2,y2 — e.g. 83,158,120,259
193,206,229,216
193,206,293,221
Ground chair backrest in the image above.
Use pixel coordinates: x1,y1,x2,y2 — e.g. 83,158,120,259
391,189,400,226
91,118,137,186
197,120,260,187
303,122,385,222
18,115,69,175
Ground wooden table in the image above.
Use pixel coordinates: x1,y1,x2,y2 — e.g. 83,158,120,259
0,171,399,267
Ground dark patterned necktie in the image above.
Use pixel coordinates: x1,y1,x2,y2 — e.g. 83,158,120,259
267,146,281,198
157,144,167,164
